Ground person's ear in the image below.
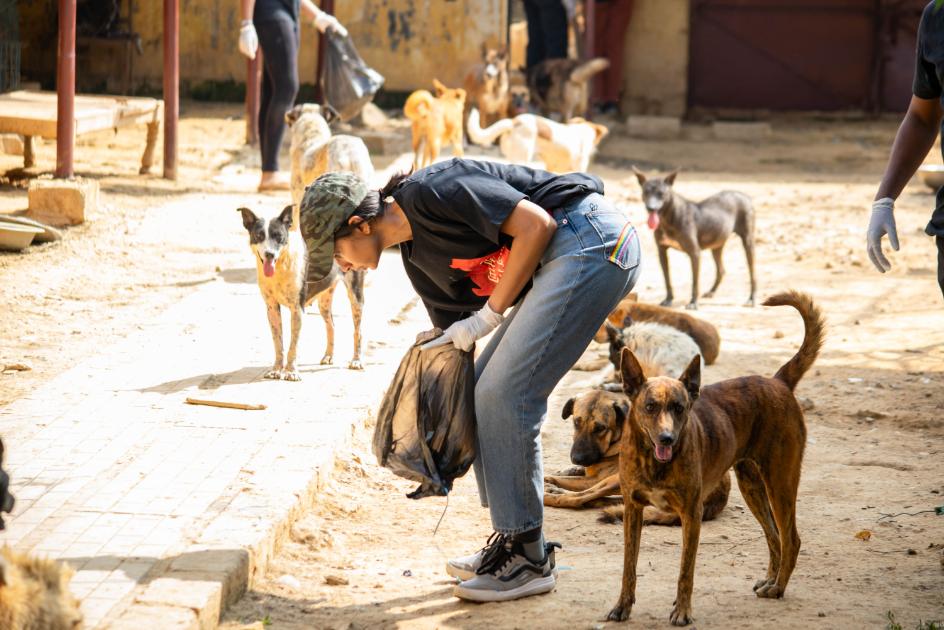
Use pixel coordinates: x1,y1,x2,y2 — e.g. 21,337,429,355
347,215,371,235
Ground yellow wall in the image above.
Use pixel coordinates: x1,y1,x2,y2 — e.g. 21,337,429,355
621,0,689,117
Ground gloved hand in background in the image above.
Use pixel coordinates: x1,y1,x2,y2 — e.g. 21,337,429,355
866,197,900,273
313,9,348,37
238,20,258,59
420,303,505,352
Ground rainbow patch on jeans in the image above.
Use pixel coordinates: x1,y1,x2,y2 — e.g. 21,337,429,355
608,223,637,267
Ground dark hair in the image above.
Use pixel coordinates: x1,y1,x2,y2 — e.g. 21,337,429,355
334,170,411,238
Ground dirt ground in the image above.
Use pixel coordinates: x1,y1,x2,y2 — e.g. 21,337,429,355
2,106,943,629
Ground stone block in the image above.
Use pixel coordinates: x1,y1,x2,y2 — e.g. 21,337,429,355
135,577,222,630
712,120,772,141
107,604,199,630
0,134,24,156
168,550,249,608
27,178,99,226
626,115,681,139
357,129,411,156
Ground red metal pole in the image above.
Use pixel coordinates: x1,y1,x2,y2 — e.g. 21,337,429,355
314,0,334,104
584,0,595,60
55,0,76,179
163,0,179,180
246,52,262,145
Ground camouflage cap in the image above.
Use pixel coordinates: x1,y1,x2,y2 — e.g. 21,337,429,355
299,171,370,284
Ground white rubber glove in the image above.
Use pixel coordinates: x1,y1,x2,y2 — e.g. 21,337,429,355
313,11,348,37
866,197,900,273
238,22,258,59
421,303,504,352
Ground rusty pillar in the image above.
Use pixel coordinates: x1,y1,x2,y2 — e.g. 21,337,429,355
584,0,595,60
163,0,179,180
55,0,76,179
314,0,335,104
246,52,262,145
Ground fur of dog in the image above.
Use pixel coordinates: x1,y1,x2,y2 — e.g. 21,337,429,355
403,79,466,169
239,206,365,379
0,547,83,630
605,321,704,381
0,440,15,531
607,290,823,625
527,57,610,120
285,104,374,211
634,167,757,310
467,107,608,173
544,390,731,527
593,295,721,365
463,46,510,130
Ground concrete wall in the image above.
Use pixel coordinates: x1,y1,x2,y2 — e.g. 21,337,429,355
620,0,689,117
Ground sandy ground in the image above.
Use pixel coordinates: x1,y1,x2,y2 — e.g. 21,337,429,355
1,106,943,628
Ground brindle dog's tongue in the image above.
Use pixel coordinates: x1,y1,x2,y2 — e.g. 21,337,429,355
655,444,673,462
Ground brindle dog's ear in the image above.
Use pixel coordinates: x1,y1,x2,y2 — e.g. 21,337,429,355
612,400,629,425
679,355,701,401
561,396,576,419
620,348,646,399
238,207,259,231
664,169,679,187
631,165,646,187
605,320,623,346
278,205,294,229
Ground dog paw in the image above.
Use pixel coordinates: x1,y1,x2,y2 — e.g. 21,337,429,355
543,482,564,495
752,578,773,592
348,359,364,370
320,355,334,366
701,290,716,298
282,369,302,382
744,297,756,307
685,301,698,310
660,298,674,307
669,604,694,626
263,368,282,380
606,604,632,622
754,582,783,599
558,466,586,477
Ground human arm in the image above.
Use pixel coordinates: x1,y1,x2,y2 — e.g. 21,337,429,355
300,0,348,36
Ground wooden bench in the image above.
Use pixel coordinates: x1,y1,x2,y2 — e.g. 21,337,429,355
0,90,163,174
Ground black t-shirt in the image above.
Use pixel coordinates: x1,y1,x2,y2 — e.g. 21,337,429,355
392,158,604,328
914,1,944,236
254,0,299,23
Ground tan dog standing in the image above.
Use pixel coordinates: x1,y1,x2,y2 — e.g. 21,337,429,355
404,79,467,169
607,291,823,625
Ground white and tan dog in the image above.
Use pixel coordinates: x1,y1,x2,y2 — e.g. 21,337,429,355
285,104,374,210
466,107,607,173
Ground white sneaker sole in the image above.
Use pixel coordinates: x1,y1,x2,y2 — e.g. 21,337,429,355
446,563,559,582
453,574,557,602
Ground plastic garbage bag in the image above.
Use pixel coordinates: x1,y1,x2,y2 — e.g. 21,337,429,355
373,342,477,499
322,29,385,122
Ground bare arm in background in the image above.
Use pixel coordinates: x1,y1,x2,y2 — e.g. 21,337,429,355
875,95,943,201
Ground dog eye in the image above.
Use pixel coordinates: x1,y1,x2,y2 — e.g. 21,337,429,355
255,230,265,240
593,423,607,434
672,403,684,414
645,402,657,413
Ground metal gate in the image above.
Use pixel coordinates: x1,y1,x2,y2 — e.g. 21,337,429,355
689,0,927,113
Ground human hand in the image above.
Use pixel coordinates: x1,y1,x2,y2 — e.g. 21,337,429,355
415,328,443,346
314,12,348,37
866,197,900,273
238,23,258,59
420,303,504,352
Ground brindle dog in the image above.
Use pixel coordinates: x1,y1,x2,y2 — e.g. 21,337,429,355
607,291,823,625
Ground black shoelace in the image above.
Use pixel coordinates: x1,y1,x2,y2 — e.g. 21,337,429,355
475,532,515,576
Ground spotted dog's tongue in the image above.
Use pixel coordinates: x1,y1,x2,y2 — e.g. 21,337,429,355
647,211,660,230
655,444,673,462
263,258,275,277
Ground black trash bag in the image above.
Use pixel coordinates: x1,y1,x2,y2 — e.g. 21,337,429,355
321,28,385,123
373,342,477,499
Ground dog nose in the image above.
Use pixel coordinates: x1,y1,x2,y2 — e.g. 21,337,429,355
658,432,675,446
264,252,275,261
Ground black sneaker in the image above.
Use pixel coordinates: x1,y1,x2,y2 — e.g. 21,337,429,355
453,535,561,602
446,533,560,581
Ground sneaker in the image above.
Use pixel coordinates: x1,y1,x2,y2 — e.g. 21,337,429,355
446,534,560,581
453,536,561,602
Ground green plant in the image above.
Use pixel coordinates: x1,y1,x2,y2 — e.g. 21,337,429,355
886,611,943,630
261,615,272,627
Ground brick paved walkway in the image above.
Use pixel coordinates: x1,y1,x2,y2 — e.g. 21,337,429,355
0,248,423,628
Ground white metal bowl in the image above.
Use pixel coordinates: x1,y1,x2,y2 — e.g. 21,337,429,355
0,223,44,252
918,164,944,190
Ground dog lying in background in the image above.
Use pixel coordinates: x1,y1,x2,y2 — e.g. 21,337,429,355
463,46,510,130
527,57,610,120
467,107,608,173
607,291,822,625
604,320,703,383
594,294,721,365
633,167,757,310
0,547,83,629
239,206,365,379
285,104,374,209
404,79,467,169
544,390,730,527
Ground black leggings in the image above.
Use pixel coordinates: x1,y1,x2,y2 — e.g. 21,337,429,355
523,0,568,69
256,17,299,172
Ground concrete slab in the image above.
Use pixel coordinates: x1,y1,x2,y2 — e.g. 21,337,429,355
626,115,682,139
712,120,773,141
27,177,99,226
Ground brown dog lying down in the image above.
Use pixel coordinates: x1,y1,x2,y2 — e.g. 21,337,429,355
544,390,730,526
0,546,83,629
594,294,720,365
607,291,823,626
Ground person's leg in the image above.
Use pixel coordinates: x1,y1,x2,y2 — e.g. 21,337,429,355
937,236,944,300
523,0,547,69
258,49,274,177
594,0,634,108
539,0,569,61
255,17,300,184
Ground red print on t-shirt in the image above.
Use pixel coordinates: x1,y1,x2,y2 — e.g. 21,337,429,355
450,246,510,296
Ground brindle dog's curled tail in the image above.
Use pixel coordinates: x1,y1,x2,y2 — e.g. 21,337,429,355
763,290,825,391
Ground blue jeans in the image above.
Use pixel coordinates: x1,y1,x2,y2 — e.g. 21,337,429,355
472,192,641,535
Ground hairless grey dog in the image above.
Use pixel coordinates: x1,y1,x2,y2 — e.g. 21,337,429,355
633,167,757,310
